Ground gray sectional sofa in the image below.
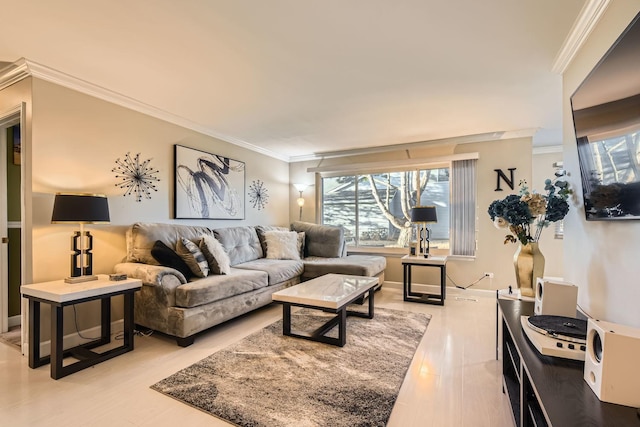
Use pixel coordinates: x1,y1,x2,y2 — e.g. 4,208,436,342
114,221,386,346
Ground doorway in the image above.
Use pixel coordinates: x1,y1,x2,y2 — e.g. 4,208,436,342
0,109,22,348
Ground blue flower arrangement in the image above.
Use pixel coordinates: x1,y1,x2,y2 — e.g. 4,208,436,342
488,179,571,245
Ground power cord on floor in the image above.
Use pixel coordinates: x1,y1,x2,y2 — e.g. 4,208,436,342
447,273,490,290
73,304,154,341
115,329,154,340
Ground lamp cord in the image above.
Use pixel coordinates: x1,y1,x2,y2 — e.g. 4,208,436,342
448,273,489,290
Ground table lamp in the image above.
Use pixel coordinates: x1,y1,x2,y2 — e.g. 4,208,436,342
51,193,110,283
410,206,437,258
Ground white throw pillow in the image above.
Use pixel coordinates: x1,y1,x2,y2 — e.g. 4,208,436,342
199,235,231,275
264,231,301,260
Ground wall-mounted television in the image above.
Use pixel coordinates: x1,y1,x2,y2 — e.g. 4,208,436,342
571,12,640,220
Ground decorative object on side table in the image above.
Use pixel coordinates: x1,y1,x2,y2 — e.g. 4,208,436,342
112,152,160,202
410,205,438,258
51,193,111,283
488,178,571,296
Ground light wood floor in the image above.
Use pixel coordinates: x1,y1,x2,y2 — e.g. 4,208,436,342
0,287,513,426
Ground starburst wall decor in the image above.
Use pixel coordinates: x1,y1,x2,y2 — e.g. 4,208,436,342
112,152,160,202
248,179,269,210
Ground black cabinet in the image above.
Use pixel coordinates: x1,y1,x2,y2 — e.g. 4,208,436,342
498,299,639,427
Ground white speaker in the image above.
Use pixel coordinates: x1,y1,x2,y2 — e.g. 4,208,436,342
534,277,578,317
583,318,640,407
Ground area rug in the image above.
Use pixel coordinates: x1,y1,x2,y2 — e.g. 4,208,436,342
151,307,430,427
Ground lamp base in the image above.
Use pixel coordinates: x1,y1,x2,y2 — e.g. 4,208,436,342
64,275,99,284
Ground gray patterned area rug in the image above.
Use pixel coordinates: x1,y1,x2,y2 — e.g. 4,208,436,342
151,307,430,427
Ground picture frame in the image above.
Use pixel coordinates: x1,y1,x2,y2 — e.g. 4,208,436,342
174,144,245,219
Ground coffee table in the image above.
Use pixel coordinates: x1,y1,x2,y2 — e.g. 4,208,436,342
271,273,378,347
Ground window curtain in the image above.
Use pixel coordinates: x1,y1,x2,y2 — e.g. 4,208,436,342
450,159,477,256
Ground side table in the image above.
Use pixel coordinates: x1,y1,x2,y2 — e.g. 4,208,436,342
21,275,142,379
401,255,448,305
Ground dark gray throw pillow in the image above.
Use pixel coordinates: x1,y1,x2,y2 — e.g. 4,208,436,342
151,240,193,280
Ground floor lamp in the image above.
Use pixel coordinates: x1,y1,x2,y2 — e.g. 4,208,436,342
51,193,110,283
410,206,437,258
294,184,308,221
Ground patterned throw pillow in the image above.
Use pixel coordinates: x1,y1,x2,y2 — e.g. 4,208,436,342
176,237,210,278
199,235,231,275
264,231,301,260
150,240,193,281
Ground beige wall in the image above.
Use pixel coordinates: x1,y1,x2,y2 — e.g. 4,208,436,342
290,136,535,291
563,2,640,328
1,77,291,341
30,78,291,284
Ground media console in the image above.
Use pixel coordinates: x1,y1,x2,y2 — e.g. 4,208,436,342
498,299,639,426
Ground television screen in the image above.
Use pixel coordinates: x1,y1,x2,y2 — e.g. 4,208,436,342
571,13,640,220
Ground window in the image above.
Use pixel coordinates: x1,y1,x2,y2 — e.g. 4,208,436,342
321,168,451,250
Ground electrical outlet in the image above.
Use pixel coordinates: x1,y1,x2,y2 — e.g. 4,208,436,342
484,272,494,278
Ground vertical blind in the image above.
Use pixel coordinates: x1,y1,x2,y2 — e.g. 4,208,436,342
450,159,477,256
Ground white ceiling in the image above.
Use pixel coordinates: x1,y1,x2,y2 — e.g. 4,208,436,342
0,0,590,161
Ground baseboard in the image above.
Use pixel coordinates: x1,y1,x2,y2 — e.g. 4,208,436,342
383,280,496,298
36,319,125,357
8,315,21,328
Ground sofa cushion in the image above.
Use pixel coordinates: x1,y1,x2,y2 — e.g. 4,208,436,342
175,268,269,308
264,230,300,260
234,258,304,285
127,222,215,265
301,255,386,280
291,221,345,258
199,235,231,275
214,226,263,266
255,225,288,255
176,237,210,278
150,240,194,280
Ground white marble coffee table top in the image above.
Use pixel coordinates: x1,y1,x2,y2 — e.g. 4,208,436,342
272,273,378,310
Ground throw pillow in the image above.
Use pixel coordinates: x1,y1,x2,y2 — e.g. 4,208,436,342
264,231,301,260
199,235,231,275
150,240,193,280
296,231,306,259
176,237,210,278
255,225,289,257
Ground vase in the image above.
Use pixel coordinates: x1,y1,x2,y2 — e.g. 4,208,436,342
513,242,545,297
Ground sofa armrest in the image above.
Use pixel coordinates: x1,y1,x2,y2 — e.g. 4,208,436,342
114,262,187,286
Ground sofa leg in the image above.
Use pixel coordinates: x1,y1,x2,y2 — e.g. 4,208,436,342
176,336,195,347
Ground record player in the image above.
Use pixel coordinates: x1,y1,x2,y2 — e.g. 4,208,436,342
520,314,587,361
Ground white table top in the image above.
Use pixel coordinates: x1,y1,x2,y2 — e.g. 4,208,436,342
21,275,142,303
272,273,379,310
401,255,448,265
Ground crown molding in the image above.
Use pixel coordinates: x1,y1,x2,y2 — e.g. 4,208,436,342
533,145,563,155
289,129,538,163
0,58,290,162
551,0,611,74
0,58,31,92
